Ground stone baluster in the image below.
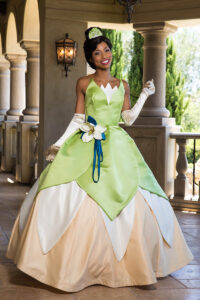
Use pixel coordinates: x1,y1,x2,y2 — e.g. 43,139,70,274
174,138,189,197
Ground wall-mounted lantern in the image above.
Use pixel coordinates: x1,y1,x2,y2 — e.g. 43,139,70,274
117,0,142,23
55,33,77,77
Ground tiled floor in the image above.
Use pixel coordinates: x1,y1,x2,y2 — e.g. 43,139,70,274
0,172,200,300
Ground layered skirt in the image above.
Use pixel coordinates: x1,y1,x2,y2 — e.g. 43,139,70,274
7,180,193,292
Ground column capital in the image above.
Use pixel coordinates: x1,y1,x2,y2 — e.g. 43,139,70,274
5,53,27,64
20,40,40,50
133,22,177,35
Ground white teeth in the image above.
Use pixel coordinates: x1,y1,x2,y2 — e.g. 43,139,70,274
102,60,109,64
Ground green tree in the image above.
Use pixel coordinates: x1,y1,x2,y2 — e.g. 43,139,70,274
102,29,123,79
121,31,134,80
128,32,144,105
166,38,189,125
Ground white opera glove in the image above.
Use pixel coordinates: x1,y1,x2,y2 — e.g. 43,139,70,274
45,113,85,161
121,79,155,126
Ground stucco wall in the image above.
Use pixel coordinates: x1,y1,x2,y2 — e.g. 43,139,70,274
38,11,88,171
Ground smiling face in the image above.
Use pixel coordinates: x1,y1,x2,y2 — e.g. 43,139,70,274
91,41,112,70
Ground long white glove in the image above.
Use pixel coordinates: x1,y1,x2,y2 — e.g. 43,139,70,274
46,113,85,161
121,80,155,126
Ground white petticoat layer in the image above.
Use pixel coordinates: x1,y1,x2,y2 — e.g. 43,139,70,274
19,179,174,262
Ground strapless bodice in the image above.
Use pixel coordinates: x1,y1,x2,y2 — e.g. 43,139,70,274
85,79,125,126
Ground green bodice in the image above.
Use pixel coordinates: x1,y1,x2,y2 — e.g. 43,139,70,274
85,79,124,126
38,79,168,221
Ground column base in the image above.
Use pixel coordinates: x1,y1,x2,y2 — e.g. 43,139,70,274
5,115,20,121
1,120,17,172
140,107,170,118
174,176,189,197
0,115,5,122
0,110,8,116
16,120,38,183
124,117,179,196
23,107,39,116
20,115,39,122
7,109,23,116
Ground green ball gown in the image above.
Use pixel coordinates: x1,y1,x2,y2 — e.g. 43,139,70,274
7,79,193,292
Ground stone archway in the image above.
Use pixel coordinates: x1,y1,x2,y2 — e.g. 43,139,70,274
6,12,26,55
23,0,40,42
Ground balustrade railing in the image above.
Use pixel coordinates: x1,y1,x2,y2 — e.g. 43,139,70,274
170,132,200,213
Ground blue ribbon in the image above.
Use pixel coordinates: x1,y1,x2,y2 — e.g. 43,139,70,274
81,116,106,183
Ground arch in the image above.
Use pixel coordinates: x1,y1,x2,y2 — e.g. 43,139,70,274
6,12,26,54
23,0,40,41
0,32,6,61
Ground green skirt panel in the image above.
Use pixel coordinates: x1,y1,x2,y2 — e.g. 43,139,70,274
38,127,168,221
38,131,94,191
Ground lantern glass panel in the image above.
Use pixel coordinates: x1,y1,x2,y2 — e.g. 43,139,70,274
57,47,65,63
64,47,74,64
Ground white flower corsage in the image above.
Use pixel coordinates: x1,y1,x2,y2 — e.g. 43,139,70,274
80,117,106,143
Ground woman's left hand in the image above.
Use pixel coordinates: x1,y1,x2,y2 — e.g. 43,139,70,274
143,79,155,96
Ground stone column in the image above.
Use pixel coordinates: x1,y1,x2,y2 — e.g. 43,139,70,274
5,54,26,117
0,60,10,119
20,41,40,118
0,59,10,166
125,22,179,196
15,41,40,183
134,22,177,120
1,54,26,172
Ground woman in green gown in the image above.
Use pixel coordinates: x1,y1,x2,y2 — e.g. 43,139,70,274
7,27,193,292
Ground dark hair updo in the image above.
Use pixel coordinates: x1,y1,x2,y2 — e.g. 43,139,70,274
83,27,112,70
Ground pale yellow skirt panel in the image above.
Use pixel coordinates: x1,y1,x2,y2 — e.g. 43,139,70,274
7,193,192,292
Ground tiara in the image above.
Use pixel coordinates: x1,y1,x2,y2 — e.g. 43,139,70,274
88,27,103,39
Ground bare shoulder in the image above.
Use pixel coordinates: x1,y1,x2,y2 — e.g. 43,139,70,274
122,79,130,93
77,75,93,93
